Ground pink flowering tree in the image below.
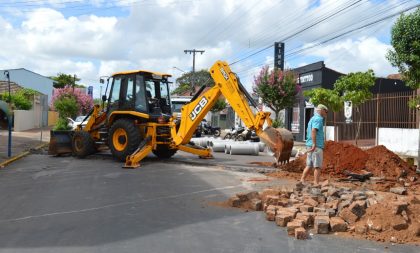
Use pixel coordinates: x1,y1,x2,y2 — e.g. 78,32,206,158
51,86,94,116
253,66,301,124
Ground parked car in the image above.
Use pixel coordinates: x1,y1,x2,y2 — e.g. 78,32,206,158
67,115,90,130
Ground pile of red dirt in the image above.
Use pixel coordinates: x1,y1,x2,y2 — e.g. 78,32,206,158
279,141,415,178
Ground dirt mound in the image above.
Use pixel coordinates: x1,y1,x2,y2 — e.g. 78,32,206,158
365,145,414,178
278,141,415,179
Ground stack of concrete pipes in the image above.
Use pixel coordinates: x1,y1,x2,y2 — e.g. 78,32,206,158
191,137,265,156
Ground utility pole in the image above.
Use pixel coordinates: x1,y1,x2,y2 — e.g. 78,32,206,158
184,49,205,93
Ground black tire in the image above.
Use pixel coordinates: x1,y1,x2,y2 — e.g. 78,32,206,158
236,135,245,141
223,133,231,140
72,131,96,158
195,131,202,137
213,129,221,137
108,119,141,162
152,145,177,159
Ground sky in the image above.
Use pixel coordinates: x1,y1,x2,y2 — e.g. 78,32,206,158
0,0,419,99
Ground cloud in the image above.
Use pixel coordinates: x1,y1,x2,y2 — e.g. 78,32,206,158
303,36,397,76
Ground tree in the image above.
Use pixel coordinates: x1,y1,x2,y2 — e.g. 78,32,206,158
303,88,343,113
51,85,94,116
253,66,301,123
172,70,215,95
334,70,375,144
210,99,227,113
51,73,82,89
386,7,420,108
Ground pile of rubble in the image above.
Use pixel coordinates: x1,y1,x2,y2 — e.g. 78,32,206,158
228,181,420,242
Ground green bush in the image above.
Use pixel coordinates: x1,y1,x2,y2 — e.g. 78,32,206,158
271,119,284,128
12,93,32,110
54,96,78,119
53,117,71,131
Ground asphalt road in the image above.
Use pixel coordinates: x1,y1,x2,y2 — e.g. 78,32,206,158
0,152,417,253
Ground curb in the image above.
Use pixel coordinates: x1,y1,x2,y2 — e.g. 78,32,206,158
0,143,48,168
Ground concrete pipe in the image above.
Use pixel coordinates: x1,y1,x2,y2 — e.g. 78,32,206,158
210,142,226,152
229,143,259,156
191,137,209,148
258,142,266,152
224,144,231,154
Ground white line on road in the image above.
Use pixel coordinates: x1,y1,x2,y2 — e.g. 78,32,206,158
0,184,242,223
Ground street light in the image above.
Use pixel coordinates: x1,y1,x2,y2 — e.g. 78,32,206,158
3,70,11,157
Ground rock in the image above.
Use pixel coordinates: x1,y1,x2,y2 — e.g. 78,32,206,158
401,210,409,222
390,187,407,195
303,198,319,207
314,216,330,234
330,217,347,232
275,213,293,227
249,199,262,211
340,194,354,201
392,201,408,215
355,224,367,234
228,196,241,207
311,187,322,196
367,198,378,207
390,236,397,243
287,219,304,235
327,187,340,198
339,207,358,224
295,227,308,240
348,201,366,218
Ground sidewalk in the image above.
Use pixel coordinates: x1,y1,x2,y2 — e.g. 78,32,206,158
0,127,50,166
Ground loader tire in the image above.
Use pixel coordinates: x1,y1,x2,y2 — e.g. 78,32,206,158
109,119,141,162
72,131,96,158
152,145,177,159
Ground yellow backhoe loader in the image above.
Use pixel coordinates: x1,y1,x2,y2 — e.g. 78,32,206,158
49,60,294,168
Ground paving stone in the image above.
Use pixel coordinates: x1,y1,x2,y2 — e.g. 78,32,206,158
326,208,336,217
325,199,339,210
317,195,327,204
354,195,367,201
314,216,330,234
311,187,322,196
390,187,407,195
348,201,366,218
246,191,259,200
295,227,308,240
236,192,248,202
287,219,304,235
327,187,340,198
330,217,347,232
275,213,293,227
314,207,326,213
249,199,262,211
299,205,314,213
337,199,352,213
288,199,300,206
367,198,378,207
266,209,276,221
228,196,241,207
296,213,313,227
277,198,289,207
265,195,280,205
339,207,358,224
303,198,319,207
340,193,354,201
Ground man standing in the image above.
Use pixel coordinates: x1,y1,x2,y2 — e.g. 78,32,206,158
300,104,328,186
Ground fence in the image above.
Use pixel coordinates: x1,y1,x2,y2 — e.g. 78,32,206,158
327,90,418,142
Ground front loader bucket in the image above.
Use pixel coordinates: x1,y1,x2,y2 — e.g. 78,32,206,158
259,127,294,165
48,130,74,156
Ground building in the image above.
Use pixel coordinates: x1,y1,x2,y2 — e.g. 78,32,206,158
286,61,414,143
0,68,54,104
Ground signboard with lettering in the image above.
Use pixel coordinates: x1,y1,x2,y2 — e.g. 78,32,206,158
274,42,284,70
344,101,352,123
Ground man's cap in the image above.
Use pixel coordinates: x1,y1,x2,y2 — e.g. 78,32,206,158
316,104,328,111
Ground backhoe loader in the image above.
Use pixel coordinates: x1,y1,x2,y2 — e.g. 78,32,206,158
49,60,294,168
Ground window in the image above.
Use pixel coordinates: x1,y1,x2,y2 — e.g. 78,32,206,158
135,75,147,112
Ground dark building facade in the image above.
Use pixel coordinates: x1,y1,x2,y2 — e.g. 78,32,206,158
285,61,413,142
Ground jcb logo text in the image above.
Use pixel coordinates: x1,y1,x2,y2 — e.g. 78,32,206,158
189,97,208,121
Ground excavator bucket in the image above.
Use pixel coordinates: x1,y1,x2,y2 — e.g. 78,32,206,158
48,130,74,156
259,127,294,165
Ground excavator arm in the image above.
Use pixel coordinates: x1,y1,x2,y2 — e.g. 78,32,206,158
172,60,293,164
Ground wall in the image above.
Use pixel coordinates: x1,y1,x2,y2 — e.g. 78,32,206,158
14,110,35,131
377,128,418,157
48,111,59,126
0,68,54,104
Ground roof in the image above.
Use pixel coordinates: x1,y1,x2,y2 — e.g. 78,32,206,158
0,68,53,80
112,70,172,77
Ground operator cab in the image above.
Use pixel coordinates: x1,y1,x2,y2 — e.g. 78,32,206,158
107,70,172,121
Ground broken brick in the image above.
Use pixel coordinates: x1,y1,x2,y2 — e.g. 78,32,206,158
246,191,259,200
303,198,318,207
390,187,407,195
348,201,366,218
299,205,313,212
275,213,293,227
265,195,280,205
330,217,347,232
236,192,248,202
249,199,262,211
296,213,312,227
